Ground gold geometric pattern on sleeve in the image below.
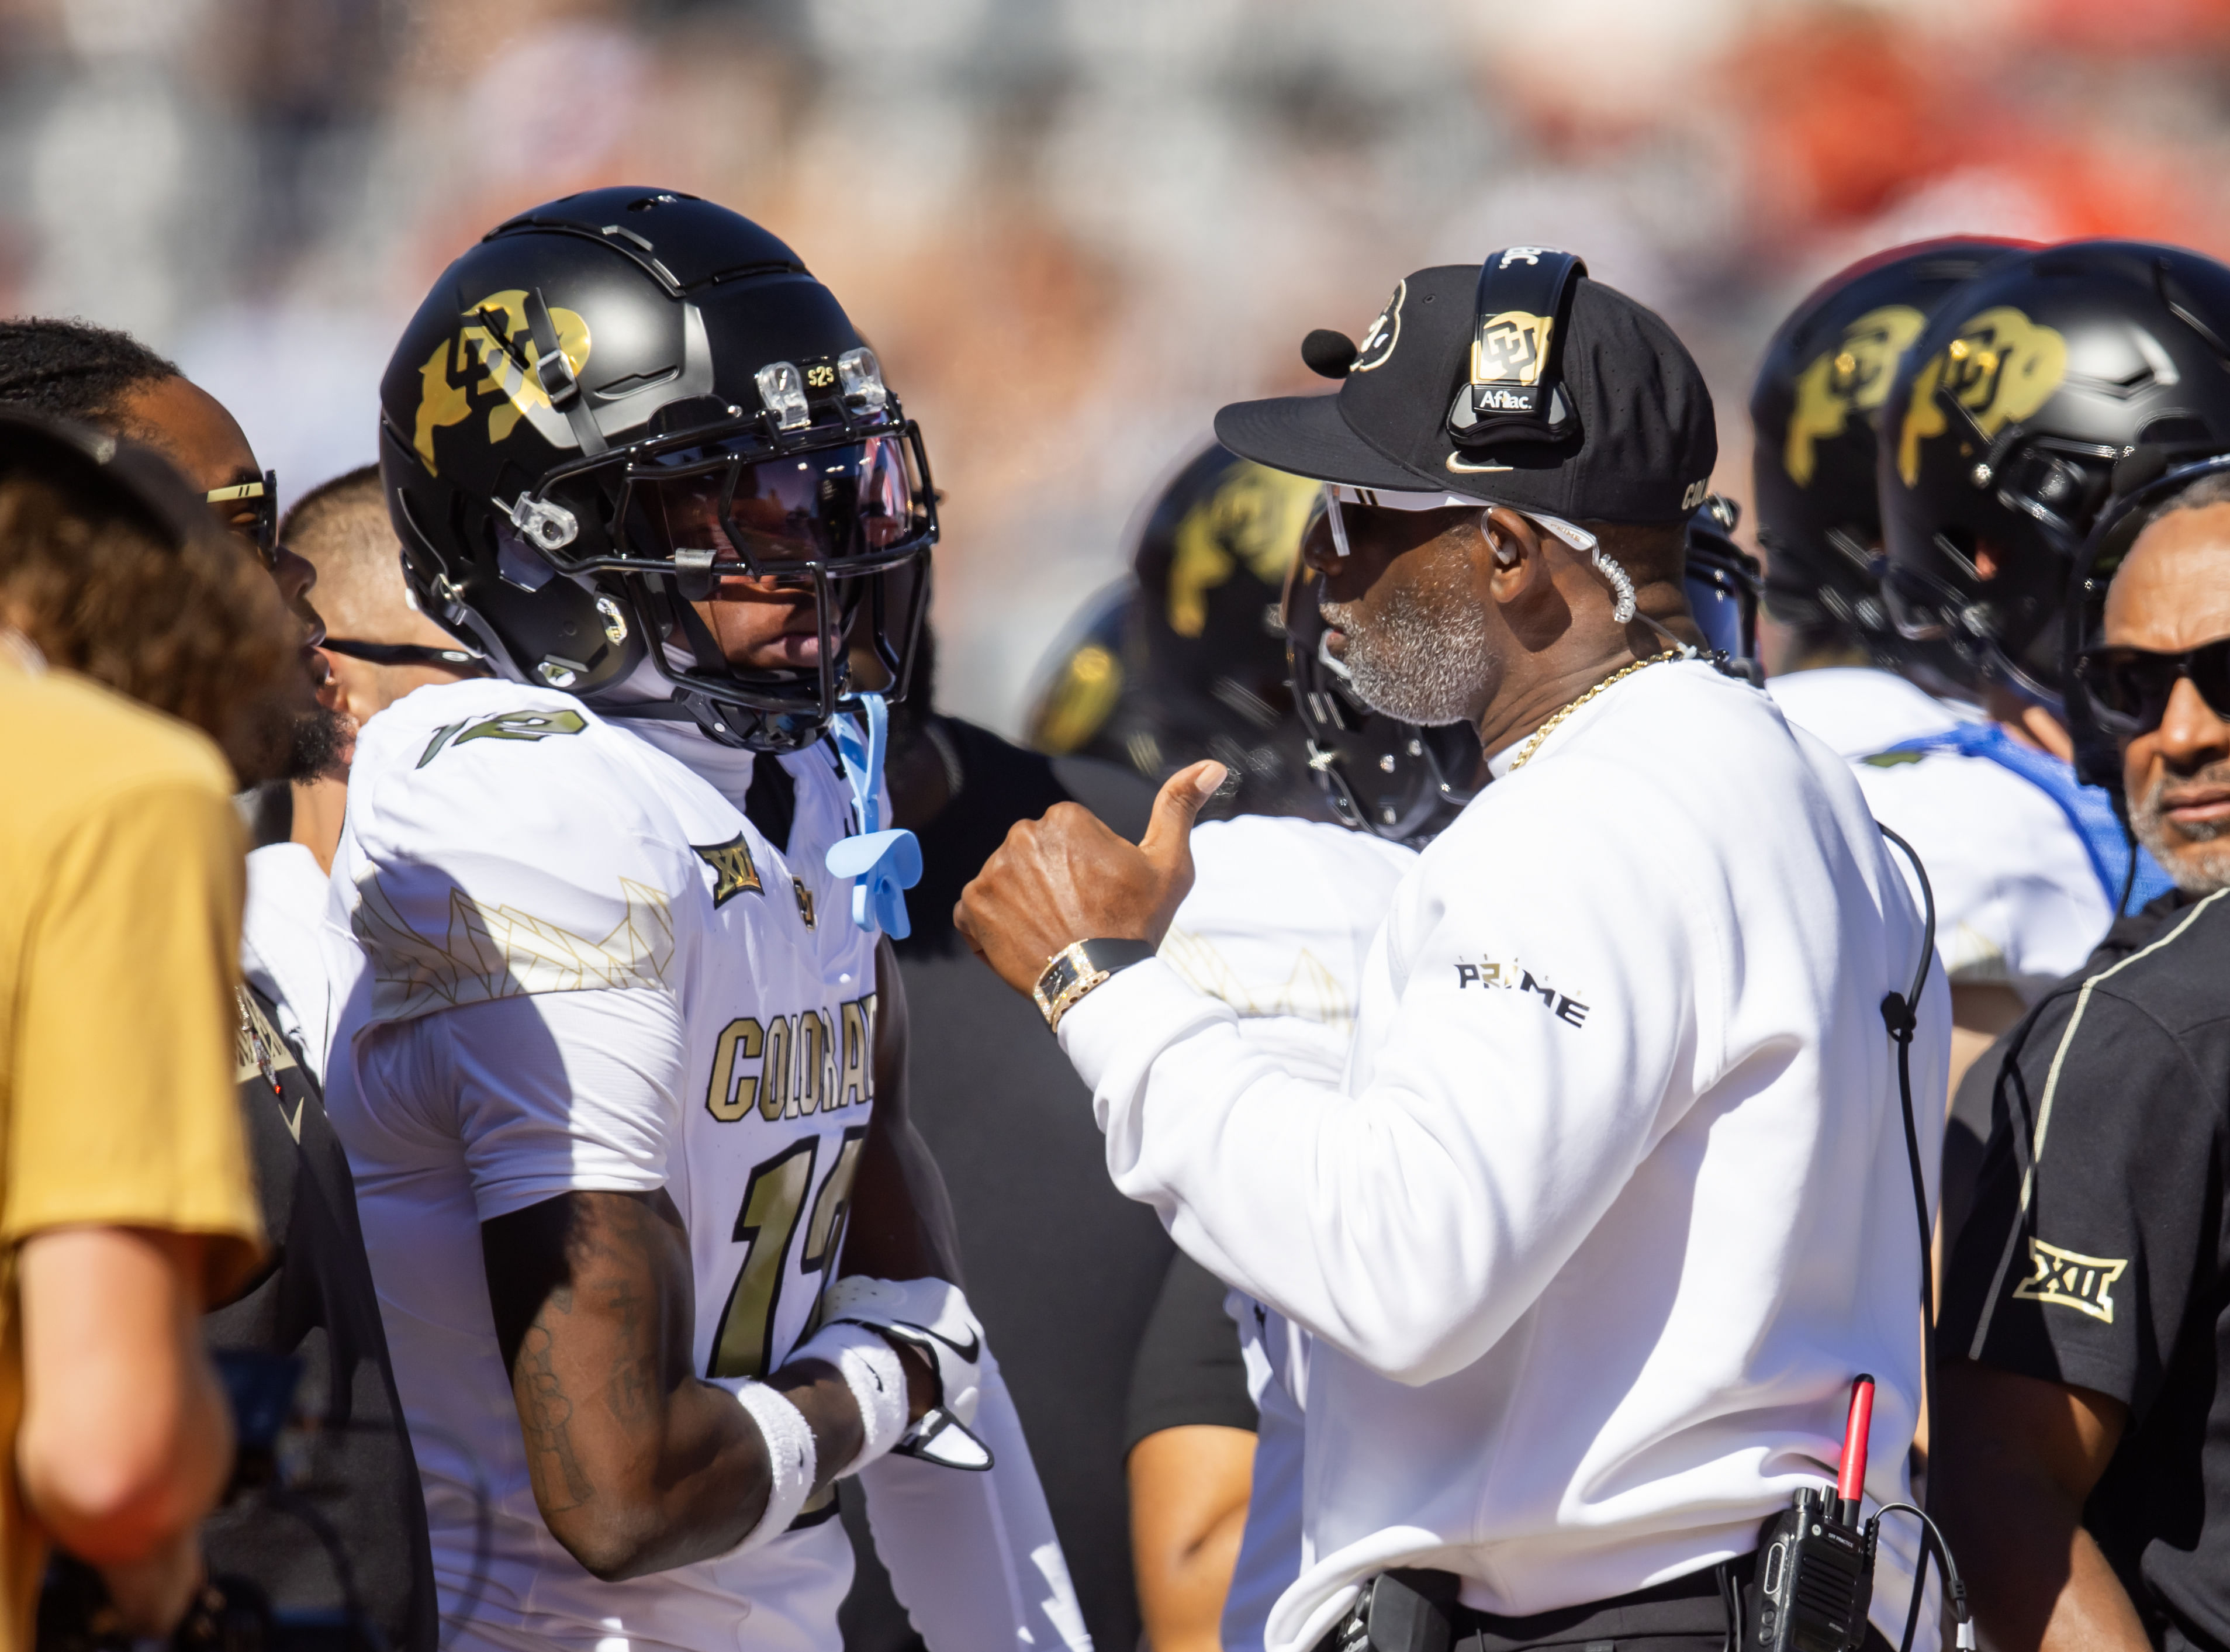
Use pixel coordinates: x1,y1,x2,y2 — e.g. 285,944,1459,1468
351,872,677,1024
1157,928,1352,1032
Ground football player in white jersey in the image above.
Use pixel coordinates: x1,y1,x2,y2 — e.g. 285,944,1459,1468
1752,240,2203,1094
320,191,1084,1652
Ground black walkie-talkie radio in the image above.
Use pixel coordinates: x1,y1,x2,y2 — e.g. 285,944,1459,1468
1746,1377,1878,1652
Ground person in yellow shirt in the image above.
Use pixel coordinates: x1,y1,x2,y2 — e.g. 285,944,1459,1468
0,414,271,1649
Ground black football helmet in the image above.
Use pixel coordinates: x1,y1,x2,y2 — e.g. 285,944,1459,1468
1282,503,1483,842
1750,238,2030,661
1877,239,2230,706
1682,493,1764,681
1025,442,1332,821
377,187,934,751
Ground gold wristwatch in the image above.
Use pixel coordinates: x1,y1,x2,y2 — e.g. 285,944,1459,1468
1032,938,1157,1033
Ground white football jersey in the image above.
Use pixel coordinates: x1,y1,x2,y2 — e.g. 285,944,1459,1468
1763,665,1968,759
1769,665,2114,998
323,678,884,1652
241,841,337,1080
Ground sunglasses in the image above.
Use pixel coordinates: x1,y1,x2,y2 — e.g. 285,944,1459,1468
320,638,482,669
205,471,278,567
1320,484,1599,559
2076,637,2230,734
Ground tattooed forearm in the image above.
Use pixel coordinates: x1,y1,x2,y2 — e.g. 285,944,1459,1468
483,1187,821,1579
516,1322,596,1509
604,1351,658,1430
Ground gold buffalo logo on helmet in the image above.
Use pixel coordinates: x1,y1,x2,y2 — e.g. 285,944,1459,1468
1350,280,1406,373
412,290,593,475
1167,462,1319,639
1896,305,2067,488
1783,303,1925,487
1473,310,1554,388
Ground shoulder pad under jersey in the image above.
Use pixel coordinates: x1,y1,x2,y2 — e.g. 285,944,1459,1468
335,680,771,1027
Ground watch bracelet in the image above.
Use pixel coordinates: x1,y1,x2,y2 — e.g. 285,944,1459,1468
1033,938,1154,1032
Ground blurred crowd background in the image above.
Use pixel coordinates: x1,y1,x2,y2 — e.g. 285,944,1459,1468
6,0,2230,728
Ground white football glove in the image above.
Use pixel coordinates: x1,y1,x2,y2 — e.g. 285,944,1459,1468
823,1276,994,1472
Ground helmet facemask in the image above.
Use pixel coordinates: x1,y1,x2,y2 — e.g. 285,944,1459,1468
1281,518,1481,842
514,400,935,751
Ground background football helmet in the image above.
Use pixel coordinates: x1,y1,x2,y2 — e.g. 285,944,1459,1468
1749,237,2029,665
1682,493,1765,682
1026,442,1331,821
377,187,934,751
1876,239,2230,705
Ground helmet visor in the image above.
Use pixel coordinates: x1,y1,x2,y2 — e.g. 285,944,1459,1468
628,434,921,574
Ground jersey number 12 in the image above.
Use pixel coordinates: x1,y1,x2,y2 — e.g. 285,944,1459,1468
707,1129,867,1380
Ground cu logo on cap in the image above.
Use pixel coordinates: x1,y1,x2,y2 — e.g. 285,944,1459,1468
1351,279,1406,373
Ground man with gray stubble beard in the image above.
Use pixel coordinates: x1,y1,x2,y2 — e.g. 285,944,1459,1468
957,249,1947,1652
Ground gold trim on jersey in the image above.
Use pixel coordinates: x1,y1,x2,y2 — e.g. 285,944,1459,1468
352,873,677,1022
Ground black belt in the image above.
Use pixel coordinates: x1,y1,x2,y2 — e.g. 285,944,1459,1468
1311,1549,1892,1652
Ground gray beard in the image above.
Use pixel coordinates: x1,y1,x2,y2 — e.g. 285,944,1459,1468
1320,562,1491,727
2131,765,2230,895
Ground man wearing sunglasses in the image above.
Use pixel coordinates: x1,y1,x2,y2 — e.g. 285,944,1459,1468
0,319,348,786
1936,460,2230,1652
233,466,489,1087
0,319,438,1650
960,252,1947,1652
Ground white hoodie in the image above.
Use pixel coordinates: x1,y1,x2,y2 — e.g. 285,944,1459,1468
1059,659,1949,1652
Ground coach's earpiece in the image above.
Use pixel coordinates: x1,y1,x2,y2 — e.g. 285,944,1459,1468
1482,512,1521,566
1480,510,1537,569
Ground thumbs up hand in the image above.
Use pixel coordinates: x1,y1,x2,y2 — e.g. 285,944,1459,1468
954,761,1226,995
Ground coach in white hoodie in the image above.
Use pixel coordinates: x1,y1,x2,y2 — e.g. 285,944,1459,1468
960,254,1950,1652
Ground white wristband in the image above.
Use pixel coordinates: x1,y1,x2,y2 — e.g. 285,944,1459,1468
791,1320,910,1476
731,1381,816,1551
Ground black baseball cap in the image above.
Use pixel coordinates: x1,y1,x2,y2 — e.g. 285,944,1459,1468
1215,261,1718,524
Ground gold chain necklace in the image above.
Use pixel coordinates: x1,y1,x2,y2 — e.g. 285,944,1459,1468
1504,650,1683,773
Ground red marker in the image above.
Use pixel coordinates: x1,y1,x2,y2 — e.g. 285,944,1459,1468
1837,1373,1875,1527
